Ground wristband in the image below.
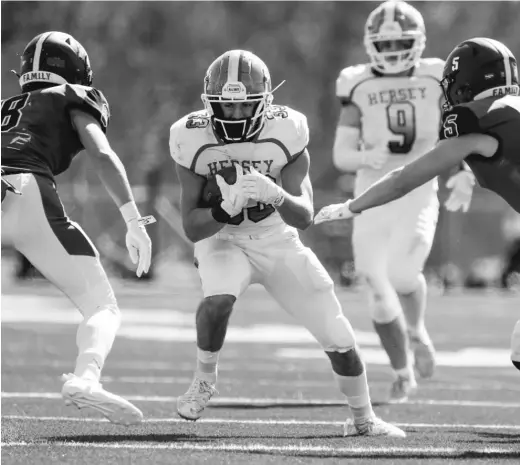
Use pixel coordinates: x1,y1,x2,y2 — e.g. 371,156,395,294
272,191,285,208
119,201,140,223
211,204,231,223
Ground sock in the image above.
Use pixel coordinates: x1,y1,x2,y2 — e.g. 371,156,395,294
74,305,121,382
333,371,375,422
395,365,415,380
196,348,219,384
74,351,103,382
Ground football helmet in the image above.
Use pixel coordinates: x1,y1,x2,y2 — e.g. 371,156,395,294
18,31,93,92
441,37,519,111
364,1,426,74
201,50,273,143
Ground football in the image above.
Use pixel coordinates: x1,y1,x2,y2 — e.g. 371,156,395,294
199,166,238,207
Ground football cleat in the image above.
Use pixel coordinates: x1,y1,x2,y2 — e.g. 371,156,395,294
61,373,143,426
388,374,418,404
177,377,218,421
409,332,436,379
344,417,406,438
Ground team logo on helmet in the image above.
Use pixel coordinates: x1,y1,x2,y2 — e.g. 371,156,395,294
441,37,519,109
18,31,93,91
201,50,274,143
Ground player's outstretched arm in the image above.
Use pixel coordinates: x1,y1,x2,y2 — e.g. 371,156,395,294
314,134,498,224
175,163,226,243
72,109,152,277
349,134,497,213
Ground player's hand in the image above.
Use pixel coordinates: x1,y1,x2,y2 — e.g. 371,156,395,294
216,164,248,217
445,170,475,213
314,199,359,225
125,218,152,277
361,148,389,170
242,168,285,207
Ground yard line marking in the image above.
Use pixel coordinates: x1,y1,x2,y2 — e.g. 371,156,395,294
98,376,520,392
3,415,520,430
0,442,517,456
2,392,520,408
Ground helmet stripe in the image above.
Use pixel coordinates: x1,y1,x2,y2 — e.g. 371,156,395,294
382,2,393,24
483,38,513,86
227,50,241,82
33,31,53,72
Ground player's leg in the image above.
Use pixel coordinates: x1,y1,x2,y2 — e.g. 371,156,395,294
389,193,439,379
262,237,405,438
177,236,253,420
6,173,141,425
352,212,415,400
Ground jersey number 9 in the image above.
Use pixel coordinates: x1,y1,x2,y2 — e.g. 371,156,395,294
386,101,416,154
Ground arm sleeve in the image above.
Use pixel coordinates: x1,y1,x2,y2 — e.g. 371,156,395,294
65,84,110,132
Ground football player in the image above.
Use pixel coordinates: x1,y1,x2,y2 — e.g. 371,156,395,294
170,50,406,437
315,37,520,372
1,31,154,425
331,0,475,402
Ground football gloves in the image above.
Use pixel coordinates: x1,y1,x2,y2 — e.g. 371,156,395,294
445,170,475,213
314,199,360,225
242,168,285,207
125,217,153,278
216,164,249,217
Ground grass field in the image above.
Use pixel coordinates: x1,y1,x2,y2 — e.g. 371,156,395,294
1,276,519,464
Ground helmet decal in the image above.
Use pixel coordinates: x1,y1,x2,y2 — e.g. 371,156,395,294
441,37,519,109
201,50,274,143
18,31,93,91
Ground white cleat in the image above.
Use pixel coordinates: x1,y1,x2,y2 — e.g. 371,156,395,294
388,375,418,404
177,377,218,421
61,373,143,426
344,417,406,438
410,333,436,379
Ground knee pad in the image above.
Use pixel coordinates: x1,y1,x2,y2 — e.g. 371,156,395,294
319,313,357,352
326,347,364,377
75,284,120,322
197,295,236,322
363,275,402,324
389,267,422,294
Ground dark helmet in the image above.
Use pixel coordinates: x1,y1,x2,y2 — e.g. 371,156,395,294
441,37,519,111
201,50,273,143
18,31,93,92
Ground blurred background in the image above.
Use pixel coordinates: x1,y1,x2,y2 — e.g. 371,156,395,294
2,1,520,290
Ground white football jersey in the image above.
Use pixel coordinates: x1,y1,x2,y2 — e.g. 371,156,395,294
170,105,309,236
336,58,444,192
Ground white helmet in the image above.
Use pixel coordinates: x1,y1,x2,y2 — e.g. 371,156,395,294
364,1,426,74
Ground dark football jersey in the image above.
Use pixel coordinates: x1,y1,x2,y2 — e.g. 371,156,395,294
1,84,110,179
439,95,520,213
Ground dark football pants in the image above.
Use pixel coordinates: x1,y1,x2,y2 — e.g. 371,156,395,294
1,173,117,313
